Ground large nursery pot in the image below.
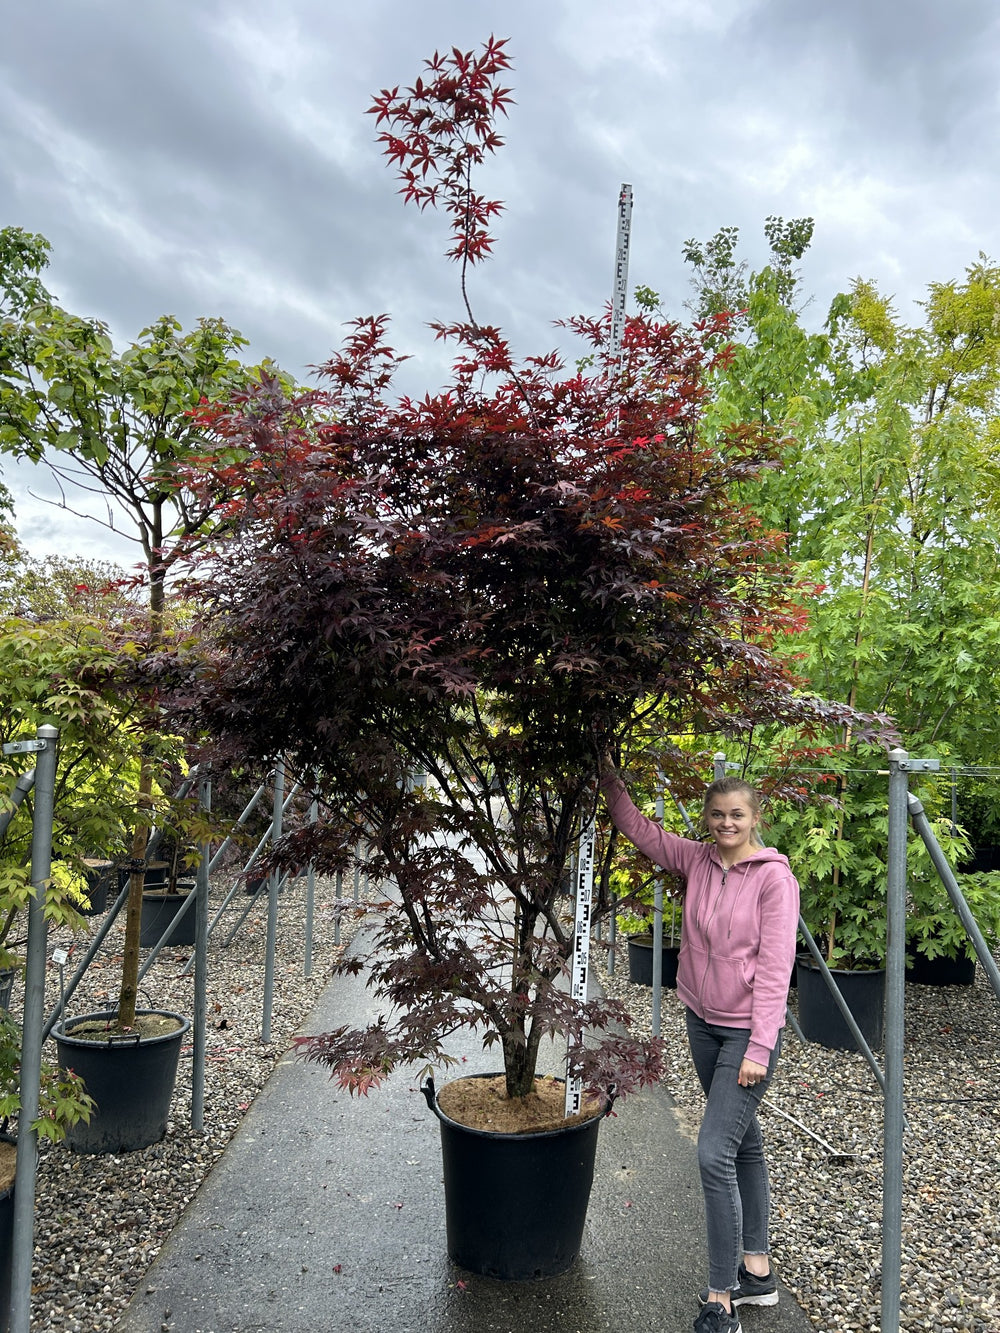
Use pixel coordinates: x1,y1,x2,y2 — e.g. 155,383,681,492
139,883,196,947
82,859,115,916
626,934,680,989
53,1009,190,1153
795,956,885,1052
905,948,977,987
420,1072,611,1281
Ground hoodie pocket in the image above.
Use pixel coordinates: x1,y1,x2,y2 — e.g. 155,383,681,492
688,944,754,1020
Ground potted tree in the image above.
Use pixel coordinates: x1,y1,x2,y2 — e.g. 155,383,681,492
770,767,976,1047
0,600,192,1155
171,37,869,1278
0,237,255,1152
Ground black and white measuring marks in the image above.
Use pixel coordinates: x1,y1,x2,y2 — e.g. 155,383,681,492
564,820,596,1117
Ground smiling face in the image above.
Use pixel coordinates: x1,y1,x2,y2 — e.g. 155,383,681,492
704,791,760,865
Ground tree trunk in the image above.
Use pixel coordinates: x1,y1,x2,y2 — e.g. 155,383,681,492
117,558,164,1027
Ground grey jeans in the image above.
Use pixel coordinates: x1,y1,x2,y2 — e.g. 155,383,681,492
684,1007,781,1292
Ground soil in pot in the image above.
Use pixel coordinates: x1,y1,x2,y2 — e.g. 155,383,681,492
437,1074,602,1134
66,1012,184,1041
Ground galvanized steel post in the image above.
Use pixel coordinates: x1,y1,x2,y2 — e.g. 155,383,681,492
883,749,910,1333
304,785,318,978
261,759,285,1043
9,724,58,1333
192,775,211,1131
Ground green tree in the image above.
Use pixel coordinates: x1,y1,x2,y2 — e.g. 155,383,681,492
0,227,256,621
680,232,1000,961
0,225,259,1025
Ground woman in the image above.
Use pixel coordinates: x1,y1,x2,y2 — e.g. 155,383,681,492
600,757,799,1333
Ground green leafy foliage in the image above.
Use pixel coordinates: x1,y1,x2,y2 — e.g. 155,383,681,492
0,1010,94,1142
679,227,1000,964
0,612,184,967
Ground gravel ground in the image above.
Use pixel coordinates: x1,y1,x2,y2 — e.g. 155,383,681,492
595,947,1000,1333
12,878,1000,1333
15,870,368,1333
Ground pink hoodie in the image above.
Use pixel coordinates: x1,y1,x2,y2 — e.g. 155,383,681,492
601,775,799,1066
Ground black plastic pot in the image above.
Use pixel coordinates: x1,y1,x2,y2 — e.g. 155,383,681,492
143,861,170,889
82,859,114,916
421,1073,608,1280
626,935,680,989
139,888,196,947
53,1009,190,1154
905,949,977,986
796,956,885,1052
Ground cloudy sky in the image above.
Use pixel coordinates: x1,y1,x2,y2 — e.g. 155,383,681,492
2,0,998,566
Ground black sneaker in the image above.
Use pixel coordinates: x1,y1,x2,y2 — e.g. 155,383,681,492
693,1302,742,1333
698,1263,779,1307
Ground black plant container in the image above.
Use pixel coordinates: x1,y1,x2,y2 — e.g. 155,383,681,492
421,1073,608,1280
626,935,680,989
82,859,114,916
905,949,976,986
53,1009,190,1154
796,956,885,1052
139,887,196,947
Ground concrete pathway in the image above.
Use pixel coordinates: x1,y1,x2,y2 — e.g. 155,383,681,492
116,936,815,1333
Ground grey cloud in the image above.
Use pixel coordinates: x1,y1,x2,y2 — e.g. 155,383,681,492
1,0,999,554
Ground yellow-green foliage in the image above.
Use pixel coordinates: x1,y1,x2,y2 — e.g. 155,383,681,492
0,614,185,965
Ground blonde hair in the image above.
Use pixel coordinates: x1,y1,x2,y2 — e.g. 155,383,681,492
700,776,766,847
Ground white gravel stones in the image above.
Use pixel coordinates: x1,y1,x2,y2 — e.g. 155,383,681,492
596,949,1000,1333
18,874,366,1333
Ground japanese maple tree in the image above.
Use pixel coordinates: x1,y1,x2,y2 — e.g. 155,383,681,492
175,40,868,1101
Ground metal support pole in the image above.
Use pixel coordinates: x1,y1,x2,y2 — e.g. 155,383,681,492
713,752,728,782
261,760,285,1043
192,776,211,1132
304,787,318,978
334,870,343,947
43,881,128,1040
608,891,617,976
882,749,909,1333
0,768,35,844
206,780,268,874
797,916,886,1093
10,724,58,1333
908,793,1000,1001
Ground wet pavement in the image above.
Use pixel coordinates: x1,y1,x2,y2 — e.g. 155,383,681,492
115,931,816,1333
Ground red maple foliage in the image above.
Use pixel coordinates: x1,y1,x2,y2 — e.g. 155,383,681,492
170,40,881,1101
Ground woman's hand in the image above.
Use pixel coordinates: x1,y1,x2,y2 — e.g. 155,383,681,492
738,1057,768,1089
598,746,616,775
